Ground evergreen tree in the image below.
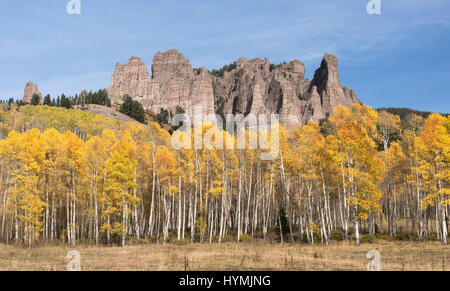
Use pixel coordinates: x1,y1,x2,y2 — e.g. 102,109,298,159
119,95,146,124
43,94,52,106
156,108,170,127
60,94,72,109
275,207,290,243
31,94,41,106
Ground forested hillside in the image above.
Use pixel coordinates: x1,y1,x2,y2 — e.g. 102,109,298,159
377,107,449,120
0,104,448,247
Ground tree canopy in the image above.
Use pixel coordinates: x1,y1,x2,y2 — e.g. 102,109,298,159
119,95,147,124
0,103,448,247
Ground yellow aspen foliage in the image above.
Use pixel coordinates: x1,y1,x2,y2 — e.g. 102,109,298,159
0,103,447,246
417,114,450,208
102,132,139,245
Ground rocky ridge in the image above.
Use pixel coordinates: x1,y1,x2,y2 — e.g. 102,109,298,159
108,50,215,119
108,49,361,127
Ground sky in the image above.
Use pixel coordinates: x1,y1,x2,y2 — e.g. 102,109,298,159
0,0,449,113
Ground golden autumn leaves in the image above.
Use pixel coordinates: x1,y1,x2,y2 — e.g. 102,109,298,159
0,103,448,246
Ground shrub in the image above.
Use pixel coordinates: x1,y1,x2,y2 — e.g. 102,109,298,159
408,233,421,241
173,238,191,245
265,232,279,243
269,62,286,72
395,233,410,241
297,93,309,101
330,229,344,241
239,234,253,243
375,233,390,240
215,96,227,127
156,108,170,127
211,62,237,77
220,234,234,243
127,237,150,245
360,234,377,244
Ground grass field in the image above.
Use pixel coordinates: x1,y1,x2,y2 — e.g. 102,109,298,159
0,240,449,271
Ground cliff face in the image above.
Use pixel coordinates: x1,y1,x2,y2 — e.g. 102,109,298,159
213,57,310,127
108,49,360,127
304,53,360,122
149,49,215,118
108,56,152,107
108,49,215,119
22,81,43,104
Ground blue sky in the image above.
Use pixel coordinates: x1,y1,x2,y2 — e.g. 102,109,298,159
0,0,449,113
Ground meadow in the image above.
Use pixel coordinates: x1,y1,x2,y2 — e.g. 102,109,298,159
0,240,448,271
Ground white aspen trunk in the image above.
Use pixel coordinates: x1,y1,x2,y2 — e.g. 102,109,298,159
182,183,186,240
405,186,410,237
192,174,197,243
148,146,156,237
320,208,328,244
1,175,9,238
165,199,172,244
107,213,111,245
279,153,294,243
133,168,140,240
355,215,360,247
438,180,448,245
72,170,76,246
93,172,99,245
188,177,192,231
307,184,314,245
155,185,161,243
338,188,345,231
219,165,226,243
321,172,330,243
66,190,71,244
209,201,214,244
237,166,242,242
340,162,349,240
278,214,284,244
44,173,49,240
51,189,56,241
122,196,127,246
436,205,440,241
244,166,253,234
177,172,182,241
171,191,175,231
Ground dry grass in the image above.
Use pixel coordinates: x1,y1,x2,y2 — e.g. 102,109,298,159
73,104,137,123
0,240,448,271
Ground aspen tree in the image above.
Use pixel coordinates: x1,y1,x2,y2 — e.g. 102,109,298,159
42,128,63,241
0,103,446,247
377,111,401,235
16,129,46,247
417,114,449,245
103,133,138,246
